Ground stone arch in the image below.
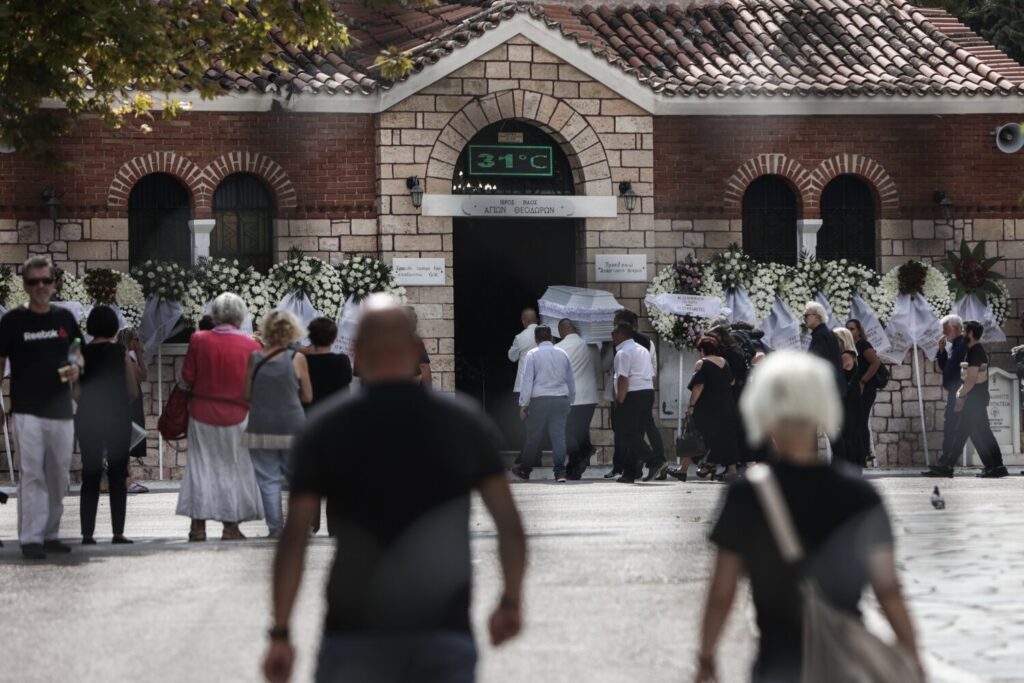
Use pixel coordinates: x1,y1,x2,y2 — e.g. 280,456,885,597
723,154,814,213
808,154,899,217
425,89,612,196
107,152,205,209
201,152,297,210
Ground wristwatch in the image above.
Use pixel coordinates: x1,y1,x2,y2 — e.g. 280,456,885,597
267,626,290,642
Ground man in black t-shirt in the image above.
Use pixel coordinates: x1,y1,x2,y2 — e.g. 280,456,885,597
263,297,526,683
0,256,83,559
929,320,1008,478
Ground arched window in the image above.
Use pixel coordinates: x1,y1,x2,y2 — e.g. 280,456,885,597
817,175,876,268
212,173,274,271
742,176,797,265
128,173,192,267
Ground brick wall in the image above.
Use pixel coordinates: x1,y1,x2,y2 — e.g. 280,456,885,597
654,115,1024,220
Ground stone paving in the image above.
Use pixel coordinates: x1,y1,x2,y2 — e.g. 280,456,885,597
0,471,1021,682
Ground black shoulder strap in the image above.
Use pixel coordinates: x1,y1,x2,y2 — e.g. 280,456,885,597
252,347,288,382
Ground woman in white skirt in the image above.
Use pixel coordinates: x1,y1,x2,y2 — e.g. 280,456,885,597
176,293,264,541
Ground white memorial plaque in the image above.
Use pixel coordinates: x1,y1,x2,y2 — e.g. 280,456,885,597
392,258,446,286
965,368,1022,465
596,254,648,282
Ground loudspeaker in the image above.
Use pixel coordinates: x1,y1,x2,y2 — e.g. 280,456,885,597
995,123,1024,154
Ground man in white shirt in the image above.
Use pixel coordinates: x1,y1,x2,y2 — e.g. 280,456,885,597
511,326,575,483
612,322,665,484
507,308,539,397
557,319,600,479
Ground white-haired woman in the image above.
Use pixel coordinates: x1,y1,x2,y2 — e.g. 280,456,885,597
694,351,920,682
833,327,867,470
243,310,313,537
176,293,264,542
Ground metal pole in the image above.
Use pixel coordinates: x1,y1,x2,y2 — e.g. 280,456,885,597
157,346,164,481
0,390,14,485
912,342,931,466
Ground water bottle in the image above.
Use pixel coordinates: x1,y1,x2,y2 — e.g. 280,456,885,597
59,337,81,383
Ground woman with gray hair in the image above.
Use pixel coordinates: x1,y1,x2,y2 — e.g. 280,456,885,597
694,351,920,682
176,292,264,541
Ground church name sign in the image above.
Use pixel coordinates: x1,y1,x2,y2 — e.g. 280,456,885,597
391,258,446,286
421,194,617,218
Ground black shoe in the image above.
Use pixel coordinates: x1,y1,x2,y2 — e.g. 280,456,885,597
667,467,688,482
978,466,1009,479
922,466,954,478
82,537,96,545
616,475,636,484
112,535,134,544
510,465,529,481
644,462,669,482
21,544,46,560
603,469,621,479
43,540,72,554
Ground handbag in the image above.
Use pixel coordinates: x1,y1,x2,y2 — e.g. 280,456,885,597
157,384,190,441
746,465,923,683
873,363,891,390
675,413,706,461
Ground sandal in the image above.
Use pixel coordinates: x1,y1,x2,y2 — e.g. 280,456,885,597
667,467,688,482
695,463,715,479
127,482,149,494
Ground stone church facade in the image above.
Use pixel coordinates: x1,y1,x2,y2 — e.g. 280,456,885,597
2,0,1023,478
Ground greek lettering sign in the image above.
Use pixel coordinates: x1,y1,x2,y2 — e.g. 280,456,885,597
391,258,446,286
461,196,574,217
644,293,723,318
986,369,1019,452
596,254,648,282
468,145,553,177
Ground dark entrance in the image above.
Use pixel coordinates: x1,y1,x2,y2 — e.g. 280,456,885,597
454,218,577,449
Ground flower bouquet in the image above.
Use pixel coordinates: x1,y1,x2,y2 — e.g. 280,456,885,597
53,268,89,304
183,258,261,326
709,246,754,292
83,268,145,327
942,240,1009,340
878,260,951,321
0,265,22,311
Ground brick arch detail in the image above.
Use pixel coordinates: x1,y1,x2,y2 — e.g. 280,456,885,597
107,152,206,209
723,154,814,212
807,154,899,216
201,152,298,210
425,89,612,196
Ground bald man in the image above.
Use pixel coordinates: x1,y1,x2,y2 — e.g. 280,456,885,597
264,296,526,683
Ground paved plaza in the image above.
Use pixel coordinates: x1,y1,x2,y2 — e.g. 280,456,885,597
0,472,1022,682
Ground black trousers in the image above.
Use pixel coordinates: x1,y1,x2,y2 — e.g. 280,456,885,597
615,390,654,476
643,410,665,464
938,395,1004,470
77,414,131,538
940,388,959,459
859,382,878,457
566,403,596,477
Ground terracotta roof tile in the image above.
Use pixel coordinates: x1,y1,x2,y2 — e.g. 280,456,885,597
197,0,1024,98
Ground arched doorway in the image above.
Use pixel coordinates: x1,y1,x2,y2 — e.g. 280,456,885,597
817,175,877,268
452,120,578,449
128,173,192,268
742,175,798,265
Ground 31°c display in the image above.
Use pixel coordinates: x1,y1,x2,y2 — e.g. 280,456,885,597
467,144,553,177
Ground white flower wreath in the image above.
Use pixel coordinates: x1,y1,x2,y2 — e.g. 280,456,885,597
749,263,793,321
54,270,89,305
131,260,193,303
645,261,724,349
817,259,881,321
265,254,347,320
877,260,951,324
336,255,407,302
182,258,261,326
984,279,1011,326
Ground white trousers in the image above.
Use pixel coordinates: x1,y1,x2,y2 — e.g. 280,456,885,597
13,413,74,546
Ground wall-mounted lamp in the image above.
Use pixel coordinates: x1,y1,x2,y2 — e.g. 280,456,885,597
933,190,953,222
42,188,60,221
406,176,423,209
618,181,638,213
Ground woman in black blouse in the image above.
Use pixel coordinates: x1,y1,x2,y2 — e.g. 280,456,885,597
846,319,882,461
680,336,741,481
76,306,138,544
303,317,353,411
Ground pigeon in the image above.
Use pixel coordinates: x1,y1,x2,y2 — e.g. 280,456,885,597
930,486,945,510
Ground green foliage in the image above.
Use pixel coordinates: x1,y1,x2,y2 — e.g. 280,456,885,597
918,0,1024,65
941,239,1004,304
0,1,411,160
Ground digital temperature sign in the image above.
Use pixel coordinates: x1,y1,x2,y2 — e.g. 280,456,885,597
467,145,553,177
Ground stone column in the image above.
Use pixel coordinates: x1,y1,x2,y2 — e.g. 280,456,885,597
189,219,216,264
797,219,823,259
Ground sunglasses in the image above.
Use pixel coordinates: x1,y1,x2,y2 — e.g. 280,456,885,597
24,277,55,286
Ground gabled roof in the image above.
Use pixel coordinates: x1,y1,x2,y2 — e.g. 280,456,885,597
200,0,1024,99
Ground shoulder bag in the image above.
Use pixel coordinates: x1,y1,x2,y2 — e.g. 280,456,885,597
746,465,923,683
872,363,891,390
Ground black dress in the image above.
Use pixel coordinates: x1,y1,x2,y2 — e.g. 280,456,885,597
834,350,867,469
854,338,877,456
305,352,353,411
688,359,741,466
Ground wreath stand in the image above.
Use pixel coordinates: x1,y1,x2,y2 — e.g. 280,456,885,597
911,342,931,466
